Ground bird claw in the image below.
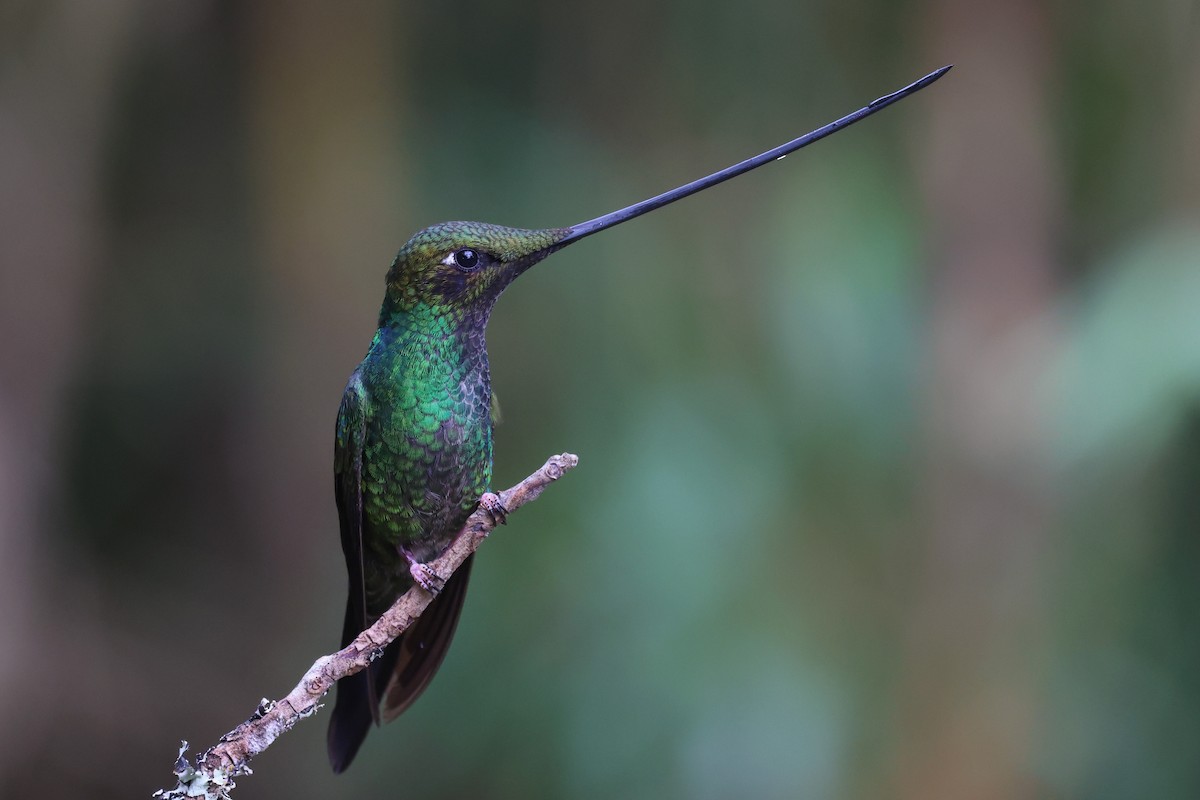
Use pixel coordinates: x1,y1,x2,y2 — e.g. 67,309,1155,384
479,492,508,525
408,561,445,595
398,545,444,594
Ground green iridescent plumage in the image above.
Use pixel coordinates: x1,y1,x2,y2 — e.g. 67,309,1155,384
327,222,568,773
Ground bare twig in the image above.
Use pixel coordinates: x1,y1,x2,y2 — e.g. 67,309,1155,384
154,453,579,800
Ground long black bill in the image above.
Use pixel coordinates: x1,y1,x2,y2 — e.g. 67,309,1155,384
554,64,951,249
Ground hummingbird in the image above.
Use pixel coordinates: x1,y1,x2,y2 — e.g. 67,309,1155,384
326,65,951,773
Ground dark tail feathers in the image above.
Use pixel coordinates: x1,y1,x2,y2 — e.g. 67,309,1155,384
326,553,475,773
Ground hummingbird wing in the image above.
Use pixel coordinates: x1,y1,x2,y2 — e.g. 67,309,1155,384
332,372,369,657
327,373,375,773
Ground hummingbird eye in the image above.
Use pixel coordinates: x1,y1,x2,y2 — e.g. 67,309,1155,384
452,248,481,271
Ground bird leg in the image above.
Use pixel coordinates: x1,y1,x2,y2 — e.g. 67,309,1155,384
398,546,445,595
478,492,508,525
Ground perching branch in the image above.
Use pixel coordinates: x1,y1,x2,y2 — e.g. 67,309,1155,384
154,452,579,800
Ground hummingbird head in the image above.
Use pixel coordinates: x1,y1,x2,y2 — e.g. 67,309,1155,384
382,221,570,323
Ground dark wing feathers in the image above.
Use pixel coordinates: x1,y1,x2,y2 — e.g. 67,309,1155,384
333,373,369,659
327,375,372,773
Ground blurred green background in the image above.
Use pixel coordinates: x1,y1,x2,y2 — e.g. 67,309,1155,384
2,1,1199,798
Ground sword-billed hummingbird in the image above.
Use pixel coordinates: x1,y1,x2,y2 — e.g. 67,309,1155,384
327,65,951,772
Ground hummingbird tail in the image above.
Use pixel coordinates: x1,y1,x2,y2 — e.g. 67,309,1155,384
381,552,475,720
326,552,476,773
326,660,377,773
327,593,403,773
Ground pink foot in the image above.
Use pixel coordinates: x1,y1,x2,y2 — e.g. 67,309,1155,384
399,546,444,594
479,492,508,525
